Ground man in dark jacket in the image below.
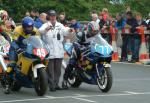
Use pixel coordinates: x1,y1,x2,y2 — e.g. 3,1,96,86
146,13,150,58
59,13,68,26
70,19,81,32
126,11,140,62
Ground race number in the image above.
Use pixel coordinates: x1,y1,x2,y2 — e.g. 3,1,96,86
95,44,110,55
33,48,48,59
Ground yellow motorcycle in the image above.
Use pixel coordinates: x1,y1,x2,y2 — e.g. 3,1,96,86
2,36,49,96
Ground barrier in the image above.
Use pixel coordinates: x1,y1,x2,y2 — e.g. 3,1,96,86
138,27,149,62
100,26,150,63
109,26,119,61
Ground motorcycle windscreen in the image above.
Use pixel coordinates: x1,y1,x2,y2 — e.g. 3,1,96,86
64,43,73,55
91,34,113,57
24,36,49,58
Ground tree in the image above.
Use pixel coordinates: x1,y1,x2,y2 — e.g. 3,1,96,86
0,0,149,22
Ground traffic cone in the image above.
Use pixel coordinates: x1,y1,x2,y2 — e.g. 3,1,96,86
110,26,119,62
139,26,149,63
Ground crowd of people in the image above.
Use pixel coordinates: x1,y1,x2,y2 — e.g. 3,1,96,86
0,7,150,91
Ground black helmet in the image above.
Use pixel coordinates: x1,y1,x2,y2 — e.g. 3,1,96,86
47,10,57,16
76,31,86,43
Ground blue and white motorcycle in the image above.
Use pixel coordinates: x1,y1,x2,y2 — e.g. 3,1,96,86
64,34,113,92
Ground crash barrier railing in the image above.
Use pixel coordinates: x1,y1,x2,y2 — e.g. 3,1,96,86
64,26,150,64
102,26,149,62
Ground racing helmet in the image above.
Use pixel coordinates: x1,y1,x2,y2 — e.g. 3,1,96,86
22,17,34,34
76,31,86,43
87,21,99,35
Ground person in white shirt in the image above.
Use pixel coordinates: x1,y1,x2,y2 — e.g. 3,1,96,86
39,10,73,91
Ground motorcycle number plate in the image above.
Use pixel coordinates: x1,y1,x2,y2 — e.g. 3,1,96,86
33,48,48,59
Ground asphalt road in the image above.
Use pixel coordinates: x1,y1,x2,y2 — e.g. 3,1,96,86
0,62,150,103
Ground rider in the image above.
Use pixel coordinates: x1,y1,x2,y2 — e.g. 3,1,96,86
62,18,100,89
5,17,39,93
7,16,39,71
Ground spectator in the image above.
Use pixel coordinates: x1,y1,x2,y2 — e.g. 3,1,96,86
25,11,30,17
59,12,68,26
99,13,112,44
99,12,106,29
126,11,139,62
115,13,126,61
115,13,126,30
92,13,100,24
146,13,150,58
133,12,147,63
146,13,150,29
0,10,15,42
30,10,36,19
90,10,100,23
34,13,47,29
126,5,131,13
30,9,39,21
101,8,109,21
136,12,147,27
39,10,73,92
70,18,81,32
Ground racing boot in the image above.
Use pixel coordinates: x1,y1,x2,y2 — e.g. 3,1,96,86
4,63,16,94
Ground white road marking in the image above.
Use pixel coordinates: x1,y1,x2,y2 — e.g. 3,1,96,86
45,96,56,99
113,62,150,66
0,97,49,103
74,94,86,96
73,97,97,103
0,92,150,103
125,91,140,94
115,78,150,82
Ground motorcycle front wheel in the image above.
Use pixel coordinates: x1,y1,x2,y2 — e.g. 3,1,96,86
96,67,113,93
34,68,47,96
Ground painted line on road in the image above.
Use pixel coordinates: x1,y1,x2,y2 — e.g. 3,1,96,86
45,96,56,99
115,78,150,82
1,92,150,103
72,97,97,103
0,97,49,103
113,62,150,66
74,94,87,96
125,91,140,95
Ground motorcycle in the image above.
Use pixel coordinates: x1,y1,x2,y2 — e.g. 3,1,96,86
1,36,49,96
64,34,113,92
0,35,10,80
